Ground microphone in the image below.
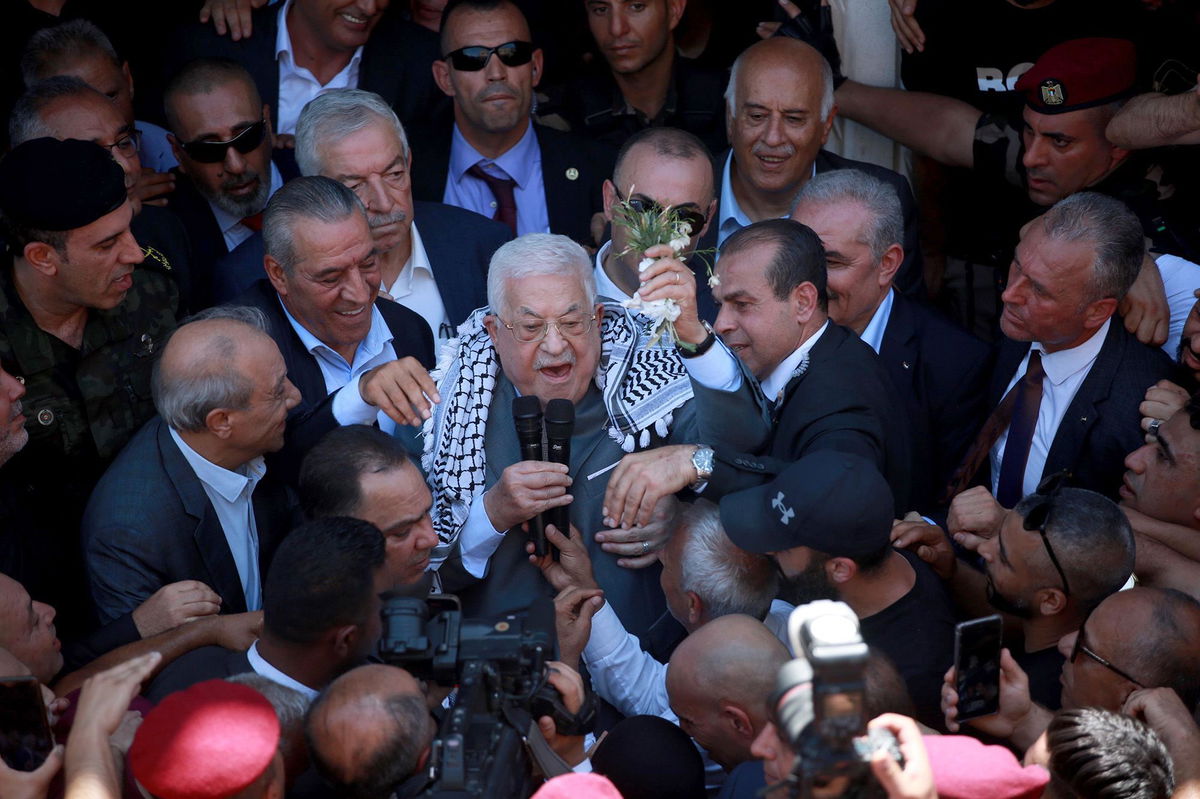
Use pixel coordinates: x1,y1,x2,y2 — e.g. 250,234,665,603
544,399,575,540
512,395,548,556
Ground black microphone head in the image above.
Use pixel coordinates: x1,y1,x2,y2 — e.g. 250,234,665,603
513,394,542,436
544,398,575,440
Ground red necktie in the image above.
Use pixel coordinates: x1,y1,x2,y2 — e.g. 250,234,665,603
467,164,518,235
240,212,263,232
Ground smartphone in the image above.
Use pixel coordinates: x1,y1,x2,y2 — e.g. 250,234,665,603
0,676,55,772
954,615,1003,722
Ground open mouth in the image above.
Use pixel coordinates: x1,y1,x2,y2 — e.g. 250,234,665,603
539,363,572,380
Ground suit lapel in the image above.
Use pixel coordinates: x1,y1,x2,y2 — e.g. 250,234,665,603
879,291,919,392
158,421,248,613
1042,322,1119,481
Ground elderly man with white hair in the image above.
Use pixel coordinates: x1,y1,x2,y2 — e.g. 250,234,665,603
427,233,768,654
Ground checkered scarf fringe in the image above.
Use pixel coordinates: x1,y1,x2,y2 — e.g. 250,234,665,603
422,303,694,563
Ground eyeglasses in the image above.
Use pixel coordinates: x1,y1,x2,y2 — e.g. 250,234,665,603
1070,622,1144,688
617,188,707,234
100,130,140,158
499,312,597,343
1022,470,1072,597
444,40,535,71
180,119,267,164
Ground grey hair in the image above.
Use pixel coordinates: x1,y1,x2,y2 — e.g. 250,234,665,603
486,233,596,317
21,19,120,88
263,176,366,274
678,500,778,621
8,75,100,146
724,42,834,122
1039,192,1144,303
152,306,270,433
295,89,410,177
793,169,903,262
225,673,312,734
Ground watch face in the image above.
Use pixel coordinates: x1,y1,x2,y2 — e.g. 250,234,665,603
693,447,714,478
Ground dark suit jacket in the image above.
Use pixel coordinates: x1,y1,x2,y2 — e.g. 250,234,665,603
879,291,993,509
144,646,253,704
409,115,615,247
160,6,443,133
707,322,914,516
212,202,510,323
233,279,435,483
82,418,296,625
699,149,926,299
977,319,1174,501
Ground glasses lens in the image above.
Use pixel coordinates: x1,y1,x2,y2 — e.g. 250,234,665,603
677,209,706,232
512,320,546,342
183,121,266,164
447,41,533,71
495,41,534,66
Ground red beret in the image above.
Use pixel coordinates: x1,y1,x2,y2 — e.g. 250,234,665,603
129,680,280,799
1015,38,1137,114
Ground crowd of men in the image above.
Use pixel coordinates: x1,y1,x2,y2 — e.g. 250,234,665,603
1,0,1199,797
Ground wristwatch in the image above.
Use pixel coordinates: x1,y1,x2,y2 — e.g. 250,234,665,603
690,445,714,491
677,321,717,359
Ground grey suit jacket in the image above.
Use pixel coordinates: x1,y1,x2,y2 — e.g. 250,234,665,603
440,366,769,652
82,417,297,625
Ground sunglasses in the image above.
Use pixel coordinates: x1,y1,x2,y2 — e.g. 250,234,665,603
1070,622,1144,688
444,40,535,71
1022,470,1072,597
180,119,267,164
617,189,707,234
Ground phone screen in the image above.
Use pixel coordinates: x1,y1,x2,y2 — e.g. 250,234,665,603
0,677,54,772
954,615,1003,722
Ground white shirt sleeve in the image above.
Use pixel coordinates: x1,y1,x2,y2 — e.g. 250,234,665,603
681,339,742,392
458,492,508,578
330,373,380,426
582,602,677,722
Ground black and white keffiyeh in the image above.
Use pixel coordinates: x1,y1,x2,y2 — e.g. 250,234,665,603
422,302,694,562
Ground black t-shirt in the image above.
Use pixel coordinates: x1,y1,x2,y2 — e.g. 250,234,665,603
1016,645,1065,711
859,550,958,730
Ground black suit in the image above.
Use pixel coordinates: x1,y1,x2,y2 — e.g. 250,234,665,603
82,418,297,625
144,645,253,704
976,319,1174,501
706,322,913,516
212,203,510,323
878,291,993,509
233,279,435,483
698,149,926,299
409,115,615,247
160,6,444,133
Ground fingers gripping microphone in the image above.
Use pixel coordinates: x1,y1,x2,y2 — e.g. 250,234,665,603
513,395,548,556
544,399,575,541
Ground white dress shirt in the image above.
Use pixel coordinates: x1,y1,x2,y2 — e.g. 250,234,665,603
245,641,319,699
989,318,1111,498
593,241,632,303
278,299,399,433
381,222,452,342
274,0,363,134
760,320,830,404
209,163,284,253
168,429,266,610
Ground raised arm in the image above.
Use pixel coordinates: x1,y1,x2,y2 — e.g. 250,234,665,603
1107,87,1200,149
835,80,982,169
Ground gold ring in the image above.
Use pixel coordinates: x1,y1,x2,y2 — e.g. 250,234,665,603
674,272,680,285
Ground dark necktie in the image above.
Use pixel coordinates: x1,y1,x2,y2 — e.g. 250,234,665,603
941,350,1044,506
467,163,518,235
240,212,263,232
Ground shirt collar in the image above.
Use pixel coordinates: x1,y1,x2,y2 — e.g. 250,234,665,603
168,427,265,503
593,240,632,303
275,0,363,74
761,320,830,402
277,295,393,367
1035,317,1111,386
860,288,895,354
246,641,319,699
208,162,284,237
448,120,539,188
383,221,433,298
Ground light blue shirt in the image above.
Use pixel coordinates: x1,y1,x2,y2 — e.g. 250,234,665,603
137,120,177,173
168,429,265,611
717,152,815,248
859,288,896,355
443,121,550,236
278,299,399,434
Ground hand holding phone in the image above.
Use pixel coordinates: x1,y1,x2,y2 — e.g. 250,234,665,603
953,615,1003,722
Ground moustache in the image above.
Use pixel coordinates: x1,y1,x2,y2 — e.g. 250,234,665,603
369,208,408,229
751,142,796,158
221,169,259,191
476,83,520,103
534,351,577,371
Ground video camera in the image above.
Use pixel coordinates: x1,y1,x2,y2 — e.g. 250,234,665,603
770,601,901,799
380,595,595,799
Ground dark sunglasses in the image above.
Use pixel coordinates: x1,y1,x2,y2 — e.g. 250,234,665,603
617,189,707,234
1022,470,1072,597
180,119,267,164
1070,621,1144,688
443,40,535,71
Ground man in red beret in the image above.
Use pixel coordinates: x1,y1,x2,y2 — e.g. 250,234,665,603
130,679,285,799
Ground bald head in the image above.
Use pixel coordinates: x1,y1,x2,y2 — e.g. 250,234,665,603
725,38,833,121
154,315,268,431
668,615,789,710
306,665,433,799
